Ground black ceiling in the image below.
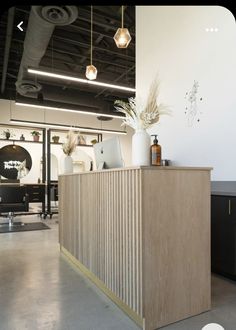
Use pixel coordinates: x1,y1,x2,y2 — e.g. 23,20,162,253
0,5,135,115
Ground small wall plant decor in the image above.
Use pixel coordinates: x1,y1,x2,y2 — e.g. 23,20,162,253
90,139,98,145
52,135,60,143
1,129,15,140
31,130,41,141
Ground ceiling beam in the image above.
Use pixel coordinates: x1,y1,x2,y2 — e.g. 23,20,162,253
95,65,135,98
11,39,134,69
74,15,135,36
78,6,134,31
0,52,134,81
51,34,134,60
1,7,15,94
12,36,135,62
46,46,133,69
2,5,135,102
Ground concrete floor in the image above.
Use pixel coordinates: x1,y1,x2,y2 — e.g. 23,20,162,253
0,215,236,330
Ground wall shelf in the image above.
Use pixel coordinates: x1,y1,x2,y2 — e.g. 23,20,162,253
50,141,93,147
0,138,43,144
0,123,46,217
77,144,93,148
0,124,100,219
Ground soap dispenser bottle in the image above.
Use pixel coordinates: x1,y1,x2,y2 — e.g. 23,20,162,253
150,135,161,166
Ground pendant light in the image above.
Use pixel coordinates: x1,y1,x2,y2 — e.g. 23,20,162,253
113,6,132,48
86,6,97,80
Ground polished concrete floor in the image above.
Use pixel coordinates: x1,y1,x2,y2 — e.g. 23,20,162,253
0,215,236,330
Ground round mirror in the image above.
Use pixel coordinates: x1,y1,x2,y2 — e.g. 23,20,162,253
0,144,32,180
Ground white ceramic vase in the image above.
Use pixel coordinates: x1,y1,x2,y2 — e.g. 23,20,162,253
132,129,150,166
63,155,73,174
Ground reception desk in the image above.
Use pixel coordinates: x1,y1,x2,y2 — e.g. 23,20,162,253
59,166,211,330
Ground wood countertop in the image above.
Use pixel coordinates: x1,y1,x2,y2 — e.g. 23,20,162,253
59,165,212,176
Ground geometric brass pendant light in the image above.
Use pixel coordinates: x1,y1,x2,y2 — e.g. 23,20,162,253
85,5,98,80
113,6,132,48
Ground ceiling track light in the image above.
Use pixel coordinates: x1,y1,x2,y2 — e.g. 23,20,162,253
15,101,125,119
10,119,127,135
113,6,132,48
85,6,97,80
27,68,135,93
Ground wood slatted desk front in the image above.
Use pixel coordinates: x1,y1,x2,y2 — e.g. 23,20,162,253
59,166,211,330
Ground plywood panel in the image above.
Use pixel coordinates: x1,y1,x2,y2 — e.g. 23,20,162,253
142,169,211,329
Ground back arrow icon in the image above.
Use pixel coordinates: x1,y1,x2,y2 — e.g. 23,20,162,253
17,21,23,31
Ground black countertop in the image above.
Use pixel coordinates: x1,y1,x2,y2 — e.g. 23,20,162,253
211,181,236,196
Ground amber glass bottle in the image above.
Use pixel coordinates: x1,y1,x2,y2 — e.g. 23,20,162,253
150,135,161,166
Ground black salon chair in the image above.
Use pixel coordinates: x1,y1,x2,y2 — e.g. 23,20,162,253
0,185,29,227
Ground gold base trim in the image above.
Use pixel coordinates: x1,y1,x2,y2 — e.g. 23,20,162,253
61,246,143,328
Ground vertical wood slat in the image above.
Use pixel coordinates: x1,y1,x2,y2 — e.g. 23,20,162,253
59,169,142,316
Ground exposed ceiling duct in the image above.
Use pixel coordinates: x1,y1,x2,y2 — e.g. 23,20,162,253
0,6,135,111
15,5,78,96
1,7,15,94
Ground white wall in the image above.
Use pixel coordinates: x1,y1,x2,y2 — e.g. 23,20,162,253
0,99,132,182
136,6,236,180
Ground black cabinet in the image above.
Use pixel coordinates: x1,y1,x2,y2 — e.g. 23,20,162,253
25,184,46,216
211,195,236,279
26,184,45,202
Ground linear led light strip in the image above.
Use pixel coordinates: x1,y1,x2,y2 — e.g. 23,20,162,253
15,102,124,119
10,119,127,135
28,68,136,93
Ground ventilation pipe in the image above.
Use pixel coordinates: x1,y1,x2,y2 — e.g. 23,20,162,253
1,7,15,94
15,6,78,96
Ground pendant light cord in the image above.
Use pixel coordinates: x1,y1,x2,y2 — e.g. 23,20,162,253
121,5,124,28
51,37,54,69
90,5,93,65
10,97,12,120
